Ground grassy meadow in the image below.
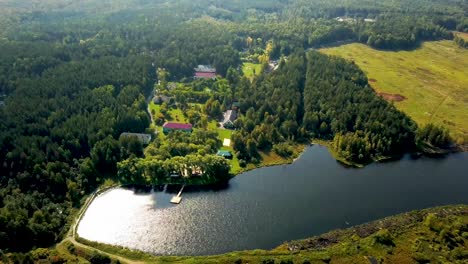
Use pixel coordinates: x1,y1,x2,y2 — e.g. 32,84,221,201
242,62,262,80
321,40,468,143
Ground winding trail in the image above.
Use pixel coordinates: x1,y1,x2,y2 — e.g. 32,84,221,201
62,237,145,264
147,89,155,125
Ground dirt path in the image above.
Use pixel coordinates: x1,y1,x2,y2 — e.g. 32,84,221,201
429,94,449,123
146,90,155,125
62,237,146,264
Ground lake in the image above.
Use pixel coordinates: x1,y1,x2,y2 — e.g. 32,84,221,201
77,145,468,256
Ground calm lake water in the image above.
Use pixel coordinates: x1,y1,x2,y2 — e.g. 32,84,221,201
77,145,468,256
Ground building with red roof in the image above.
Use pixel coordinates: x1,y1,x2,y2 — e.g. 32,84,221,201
163,122,193,134
194,65,216,79
195,72,216,79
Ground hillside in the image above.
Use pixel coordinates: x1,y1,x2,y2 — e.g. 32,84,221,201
321,41,468,144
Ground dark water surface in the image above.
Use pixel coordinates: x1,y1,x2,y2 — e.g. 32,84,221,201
77,145,468,255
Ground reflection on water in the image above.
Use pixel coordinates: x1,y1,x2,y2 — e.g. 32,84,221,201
78,145,468,256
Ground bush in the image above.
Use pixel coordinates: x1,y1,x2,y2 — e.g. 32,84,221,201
239,159,247,167
89,251,111,264
417,123,452,147
462,232,468,239
424,213,442,232
272,143,294,158
374,229,395,246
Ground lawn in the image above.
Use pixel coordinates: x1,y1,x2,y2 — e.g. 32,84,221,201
149,101,190,122
321,40,468,143
242,62,262,80
215,127,241,174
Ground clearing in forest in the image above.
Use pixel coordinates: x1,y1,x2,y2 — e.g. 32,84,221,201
321,40,468,143
242,62,262,80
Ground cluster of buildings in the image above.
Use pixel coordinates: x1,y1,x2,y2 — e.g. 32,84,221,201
148,65,241,161
161,122,233,159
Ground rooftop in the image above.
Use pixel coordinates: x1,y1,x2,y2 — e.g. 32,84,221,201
222,110,237,124
217,150,233,156
195,72,216,78
163,122,193,130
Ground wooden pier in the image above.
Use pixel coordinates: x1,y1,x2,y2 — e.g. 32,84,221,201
170,185,185,204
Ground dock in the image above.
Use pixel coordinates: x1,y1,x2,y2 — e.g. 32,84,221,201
170,185,185,204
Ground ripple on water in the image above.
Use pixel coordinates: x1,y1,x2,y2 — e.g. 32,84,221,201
77,146,468,255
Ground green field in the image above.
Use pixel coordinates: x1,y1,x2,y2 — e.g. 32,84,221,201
242,62,262,80
321,40,468,143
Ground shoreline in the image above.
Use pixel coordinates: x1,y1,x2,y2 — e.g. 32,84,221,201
65,204,468,263
65,143,467,262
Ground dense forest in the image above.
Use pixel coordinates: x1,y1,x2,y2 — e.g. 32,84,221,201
231,51,416,164
0,0,465,258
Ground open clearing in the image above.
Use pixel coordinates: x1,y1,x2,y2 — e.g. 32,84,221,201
321,40,468,143
242,62,262,80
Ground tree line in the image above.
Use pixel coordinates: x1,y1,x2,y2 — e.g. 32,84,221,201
231,51,418,164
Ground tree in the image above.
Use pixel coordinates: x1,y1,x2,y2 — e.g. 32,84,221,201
90,136,121,174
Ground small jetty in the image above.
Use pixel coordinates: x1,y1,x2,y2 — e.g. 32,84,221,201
170,185,185,204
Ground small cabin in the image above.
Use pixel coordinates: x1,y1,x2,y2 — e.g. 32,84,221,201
221,110,237,129
217,150,233,159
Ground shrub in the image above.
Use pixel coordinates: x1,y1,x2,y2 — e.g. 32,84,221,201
424,213,442,232
89,251,111,264
374,229,395,246
417,123,452,147
273,143,294,158
239,159,247,167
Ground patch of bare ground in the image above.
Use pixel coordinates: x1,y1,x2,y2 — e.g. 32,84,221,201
378,92,406,102
368,78,377,83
